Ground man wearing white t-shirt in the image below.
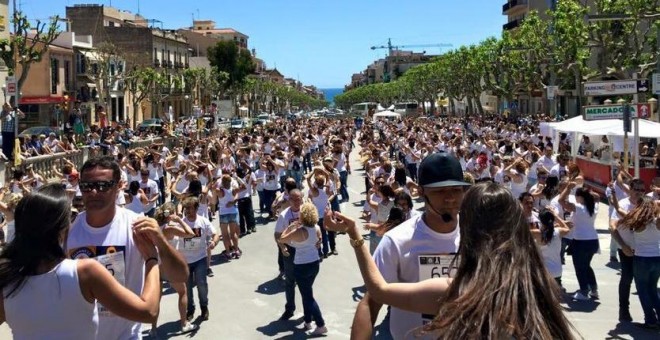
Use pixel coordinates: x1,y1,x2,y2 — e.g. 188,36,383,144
352,152,470,340
67,156,188,340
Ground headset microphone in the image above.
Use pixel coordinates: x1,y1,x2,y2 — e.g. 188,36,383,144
424,195,453,223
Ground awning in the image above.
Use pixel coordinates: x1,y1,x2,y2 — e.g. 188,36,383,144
80,50,100,61
19,96,69,104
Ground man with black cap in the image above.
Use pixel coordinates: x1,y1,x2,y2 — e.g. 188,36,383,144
351,152,471,340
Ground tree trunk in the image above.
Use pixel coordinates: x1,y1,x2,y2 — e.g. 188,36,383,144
475,96,484,116
132,103,139,129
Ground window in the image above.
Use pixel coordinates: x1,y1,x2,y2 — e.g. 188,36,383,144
64,60,70,91
51,58,59,94
76,53,86,74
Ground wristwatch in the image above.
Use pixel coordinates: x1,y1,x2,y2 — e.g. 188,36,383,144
350,237,365,248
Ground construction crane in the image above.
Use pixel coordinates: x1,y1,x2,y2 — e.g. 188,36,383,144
370,38,453,56
369,38,453,82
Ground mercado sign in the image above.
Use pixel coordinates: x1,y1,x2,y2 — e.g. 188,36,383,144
583,104,638,121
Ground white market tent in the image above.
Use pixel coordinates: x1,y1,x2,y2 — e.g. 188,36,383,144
372,110,401,122
539,116,660,154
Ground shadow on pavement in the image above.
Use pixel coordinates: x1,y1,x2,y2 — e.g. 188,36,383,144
144,319,199,339
562,298,600,313
606,321,660,340
256,318,308,339
256,276,286,295
351,285,366,302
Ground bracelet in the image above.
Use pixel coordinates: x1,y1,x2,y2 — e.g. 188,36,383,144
145,257,159,265
350,237,365,248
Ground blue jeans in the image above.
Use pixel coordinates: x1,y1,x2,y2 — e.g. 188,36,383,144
619,250,634,311
633,256,660,324
339,170,349,202
318,218,335,255
406,163,418,182
330,196,340,213
303,153,312,174
571,239,599,294
257,190,265,213
263,189,278,217
186,257,209,313
294,260,325,326
290,170,304,189
281,246,297,313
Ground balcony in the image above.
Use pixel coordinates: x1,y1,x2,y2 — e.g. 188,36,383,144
503,18,522,30
154,60,160,68
502,0,527,15
167,60,173,68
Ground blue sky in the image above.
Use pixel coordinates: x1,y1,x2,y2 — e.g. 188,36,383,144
16,0,506,89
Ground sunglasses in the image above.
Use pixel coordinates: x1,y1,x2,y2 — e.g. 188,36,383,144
79,180,116,193
376,181,385,185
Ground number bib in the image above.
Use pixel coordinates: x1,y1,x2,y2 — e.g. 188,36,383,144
184,228,204,251
418,254,458,324
69,245,126,317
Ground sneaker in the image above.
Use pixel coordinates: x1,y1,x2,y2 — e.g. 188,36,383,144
331,249,338,256
250,228,257,233
619,310,633,322
308,326,328,336
201,306,209,321
589,289,599,300
303,322,313,331
279,310,294,321
610,256,619,263
572,292,590,301
207,268,214,277
181,322,199,334
149,328,160,339
186,310,194,321
235,249,242,259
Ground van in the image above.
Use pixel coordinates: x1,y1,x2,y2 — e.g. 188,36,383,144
350,102,377,116
393,102,419,116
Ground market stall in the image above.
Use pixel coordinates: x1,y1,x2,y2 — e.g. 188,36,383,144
540,116,660,193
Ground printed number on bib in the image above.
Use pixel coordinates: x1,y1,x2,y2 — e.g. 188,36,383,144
418,254,457,281
184,228,203,251
68,246,126,317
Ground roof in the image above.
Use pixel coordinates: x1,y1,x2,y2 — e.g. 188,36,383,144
193,28,248,38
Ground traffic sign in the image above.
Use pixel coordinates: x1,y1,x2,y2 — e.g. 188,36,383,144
653,73,660,95
5,76,16,97
547,86,559,100
637,103,650,118
583,104,639,120
583,80,643,96
637,79,649,92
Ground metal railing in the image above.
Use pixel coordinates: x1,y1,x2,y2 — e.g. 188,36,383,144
0,137,179,185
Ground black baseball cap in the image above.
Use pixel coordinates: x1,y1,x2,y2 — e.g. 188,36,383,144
418,152,471,188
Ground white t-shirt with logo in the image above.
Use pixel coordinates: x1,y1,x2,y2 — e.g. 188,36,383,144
66,208,144,340
181,215,216,264
373,214,460,340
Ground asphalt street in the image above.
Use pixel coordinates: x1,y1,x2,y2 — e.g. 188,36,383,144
1,140,659,339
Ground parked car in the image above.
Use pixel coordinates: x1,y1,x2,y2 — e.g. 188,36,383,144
18,126,61,138
230,118,247,130
137,118,164,132
252,113,272,126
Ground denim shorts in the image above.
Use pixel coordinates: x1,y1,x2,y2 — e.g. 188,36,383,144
219,213,239,224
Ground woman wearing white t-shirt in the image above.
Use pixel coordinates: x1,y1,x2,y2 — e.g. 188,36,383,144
364,183,396,253
616,197,660,328
277,203,327,336
531,208,573,288
124,181,148,215
0,184,161,339
215,175,244,259
559,182,600,301
0,190,22,245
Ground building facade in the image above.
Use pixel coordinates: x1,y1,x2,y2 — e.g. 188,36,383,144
66,4,191,124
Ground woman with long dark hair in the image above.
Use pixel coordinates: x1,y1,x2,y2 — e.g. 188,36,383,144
0,184,161,338
324,181,575,339
617,197,660,328
531,208,573,288
124,181,148,215
559,183,600,301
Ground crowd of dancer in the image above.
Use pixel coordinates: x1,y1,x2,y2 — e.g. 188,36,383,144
0,111,658,339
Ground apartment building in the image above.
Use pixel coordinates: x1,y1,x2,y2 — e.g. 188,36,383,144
66,4,191,123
